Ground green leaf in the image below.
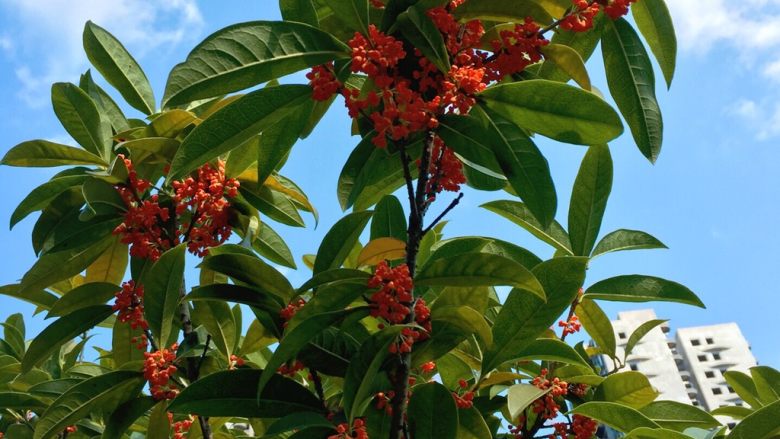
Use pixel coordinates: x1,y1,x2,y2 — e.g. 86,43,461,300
168,84,311,181
144,244,186,347
727,400,780,439
147,401,171,439
280,0,319,27
163,21,348,107
10,175,88,228
585,275,705,308
710,406,754,420
240,185,305,228
371,195,407,241
625,319,668,359
507,384,549,420
482,257,587,374
187,284,284,313
169,369,323,417
34,370,145,439
592,229,667,258
602,18,663,162
257,100,314,184
595,371,658,409
46,282,119,317
200,253,294,301
568,144,613,256
314,211,373,274
0,284,58,310
479,80,623,145
79,69,131,133
322,0,370,35
538,18,603,83
623,427,697,439
343,327,403,421
481,200,572,255
540,44,591,90
752,366,780,404
83,21,155,115
514,338,589,366
1,140,106,168
297,268,370,294
112,318,144,367
724,371,763,409
266,412,333,436
569,401,660,433
632,0,677,88
576,298,617,359
433,306,493,349
397,5,450,73
192,300,236,358
457,407,492,439
19,235,114,295
639,401,720,431
85,236,127,285
453,0,552,23
0,392,48,409
252,221,297,269
407,382,459,439
22,305,114,373
51,82,110,158
416,253,545,299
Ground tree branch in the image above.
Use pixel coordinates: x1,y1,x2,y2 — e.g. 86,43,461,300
178,281,213,439
423,193,463,235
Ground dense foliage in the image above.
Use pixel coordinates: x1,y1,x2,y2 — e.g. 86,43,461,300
1,0,778,438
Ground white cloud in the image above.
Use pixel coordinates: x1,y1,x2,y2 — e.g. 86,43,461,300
726,98,780,140
0,0,203,107
0,36,12,52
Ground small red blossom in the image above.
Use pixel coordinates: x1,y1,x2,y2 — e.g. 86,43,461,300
113,280,149,337
452,390,474,409
307,62,341,101
560,0,602,32
558,315,582,336
604,0,637,19
144,344,179,400
168,412,194,439
531,369,569,419
368,261,414,324
277,360,305,377
229,354,245,370
571,414,599,439
486,18,548,81
280,298,306,327
419,361,436,374
426,137,465,197
65,426,77,434
328,418,369,439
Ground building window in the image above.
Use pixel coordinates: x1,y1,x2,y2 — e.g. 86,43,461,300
698,355,707,362
727,386,736,394
619,332,627,340
713,353,722,360
706,337,714,344
629,362,638,371
692,400,700,406
712,387,723,395
681,375,690,382
735,401,743,406
691,339,701,346
705,371,715,378
685,382,693,389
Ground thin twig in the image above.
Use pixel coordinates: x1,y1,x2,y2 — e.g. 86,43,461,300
422,193,464,235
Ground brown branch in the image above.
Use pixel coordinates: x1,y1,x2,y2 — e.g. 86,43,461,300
423,193,463,235
178,281,213,439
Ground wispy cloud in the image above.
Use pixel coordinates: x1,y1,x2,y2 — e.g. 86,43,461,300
0,0,203,107
668,0,780,139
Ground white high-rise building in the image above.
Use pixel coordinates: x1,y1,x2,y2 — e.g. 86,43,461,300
599,309,758,411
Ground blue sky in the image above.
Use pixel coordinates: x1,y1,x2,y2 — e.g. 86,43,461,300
0,1,778,369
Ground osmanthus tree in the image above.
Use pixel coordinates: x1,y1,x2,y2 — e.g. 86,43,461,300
2,0,779,438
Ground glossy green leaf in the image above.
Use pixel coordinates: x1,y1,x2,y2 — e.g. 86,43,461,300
454,0,552,23
79,69,130,133
727,400,780,439
34,370,144,439
724,371,763,409
577,298,617,358
163,22,348,107
19,235,114,295
540,44,591,90
0,284,58,310
433,306,493,349
200,253,294,301
507,384,548,420
602,18,663,162
397,5,450,73
168,84,311,181
322,0,369,34
623,427,696,439
408,382,459,439
568,144,613,256
585,275,704,308
625,319,668,359
192,300,236,358
22,305,113,372
112,317,144,367
240,185,305,228
479,80,623,145
481,200,572,255
1,140,106,168
343,327,403,421
457,407,491,439
10,175,88,228
595,371,658,408
569,401,660,432
266,412,333,436
147,401,171,439
514,338,589,366
632,0,677,88
280,0,319,27
187,284,283,314
46,282,119,317
256,100,313,184
85,236,127,285
144,244,186,347
83,21,155,115
371,195,407,241
297,269,370,294
538,18,603,83
32,188,85,256
592,229,667,258
416,253,545,299
639,401,720,431
752,366,780,404
314,211,373,274
51,82,110,158
0,392,48,409
482,257,587,374
710,405,754,420
253,221,297,269
433,115,504,174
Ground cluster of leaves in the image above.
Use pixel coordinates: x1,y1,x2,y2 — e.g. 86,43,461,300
0,0,776,438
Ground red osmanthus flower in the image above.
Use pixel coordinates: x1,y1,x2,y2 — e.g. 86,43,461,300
531,368,569,420
328,418,368,439
277,360,305,377
560,0,602,32
280,298,306,327
144,344,179,400
168,412,194,439
571,414,599,439
426,136,466,197
65,426,77,434
558,315,582,336
229,354,245,370
419,361,436,374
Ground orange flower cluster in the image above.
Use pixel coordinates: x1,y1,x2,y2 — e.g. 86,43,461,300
113,280,149,350
558,315,582,337
229,354,245,370
167,413,193,439
278,360,305,377
328,419,368,439
453,380,475,409
114,157,238,261
419,361,436,374
425,136,466,198
531,369,569,420
561,0,637,32
143,344,179,400
280,298,306,328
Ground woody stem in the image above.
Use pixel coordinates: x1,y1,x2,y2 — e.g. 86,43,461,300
178,281,213,439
